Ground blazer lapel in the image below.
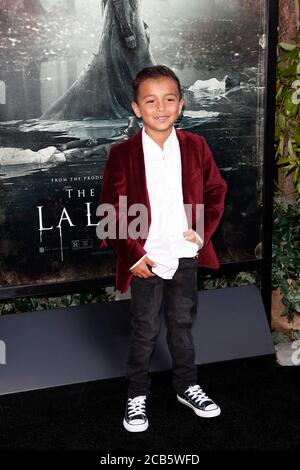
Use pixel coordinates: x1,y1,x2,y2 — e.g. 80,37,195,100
176,128,191,204
131,129,151,228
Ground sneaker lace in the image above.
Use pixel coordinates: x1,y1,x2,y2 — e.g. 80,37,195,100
186,385,211,405
128,396,146,418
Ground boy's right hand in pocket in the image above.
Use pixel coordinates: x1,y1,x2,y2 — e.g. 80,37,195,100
130,256,156,279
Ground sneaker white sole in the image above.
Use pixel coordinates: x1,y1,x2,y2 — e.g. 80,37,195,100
123,418,149,433
177,395,221,418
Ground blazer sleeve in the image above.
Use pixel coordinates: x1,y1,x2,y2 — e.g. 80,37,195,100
97,145,147,271
201,137,227,249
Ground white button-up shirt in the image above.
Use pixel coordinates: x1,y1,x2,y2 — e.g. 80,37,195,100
130,126,202,279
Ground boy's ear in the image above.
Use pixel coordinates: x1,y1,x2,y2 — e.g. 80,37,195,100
178,98,185,115
131,101,141,118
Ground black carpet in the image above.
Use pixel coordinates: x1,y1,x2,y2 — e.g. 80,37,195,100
0,355,299,453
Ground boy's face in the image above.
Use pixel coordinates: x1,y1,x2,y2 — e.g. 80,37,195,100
131,76,184,135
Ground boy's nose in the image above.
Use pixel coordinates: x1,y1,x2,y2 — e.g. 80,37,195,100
157,101,165,112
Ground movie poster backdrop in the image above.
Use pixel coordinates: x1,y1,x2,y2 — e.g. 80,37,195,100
0,0,269,296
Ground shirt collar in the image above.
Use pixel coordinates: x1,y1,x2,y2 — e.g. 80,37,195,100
142,126,177,156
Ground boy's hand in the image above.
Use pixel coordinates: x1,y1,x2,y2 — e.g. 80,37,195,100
183,229,203,248
130,256,156,279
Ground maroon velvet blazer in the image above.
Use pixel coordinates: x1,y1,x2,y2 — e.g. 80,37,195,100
98,128,227,293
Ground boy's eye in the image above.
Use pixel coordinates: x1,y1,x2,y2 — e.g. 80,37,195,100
168,98,175,101
146,100,154,103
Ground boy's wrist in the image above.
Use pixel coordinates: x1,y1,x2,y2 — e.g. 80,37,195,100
194,231,203,249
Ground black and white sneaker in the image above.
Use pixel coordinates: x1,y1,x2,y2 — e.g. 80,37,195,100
177,385,221,418
123,395,149,432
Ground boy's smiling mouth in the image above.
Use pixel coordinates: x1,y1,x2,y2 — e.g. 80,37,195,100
155,116,169,121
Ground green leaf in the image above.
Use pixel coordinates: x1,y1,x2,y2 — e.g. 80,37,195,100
279,42,297,51
284,95,299,117
288,137,297,160
292,129,300,145
275,135,284,160
293,167,299,184
277,156,292,165
277,112,286,130
276,85,284,101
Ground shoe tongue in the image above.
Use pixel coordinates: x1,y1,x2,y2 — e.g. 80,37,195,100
132,395,146,402
131,399,143,406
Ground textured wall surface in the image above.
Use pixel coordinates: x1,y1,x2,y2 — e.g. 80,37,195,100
278,0,298,42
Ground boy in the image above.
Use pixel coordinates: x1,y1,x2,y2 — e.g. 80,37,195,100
98,65,227,432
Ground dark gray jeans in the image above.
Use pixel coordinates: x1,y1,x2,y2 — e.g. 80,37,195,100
126,256,198,398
